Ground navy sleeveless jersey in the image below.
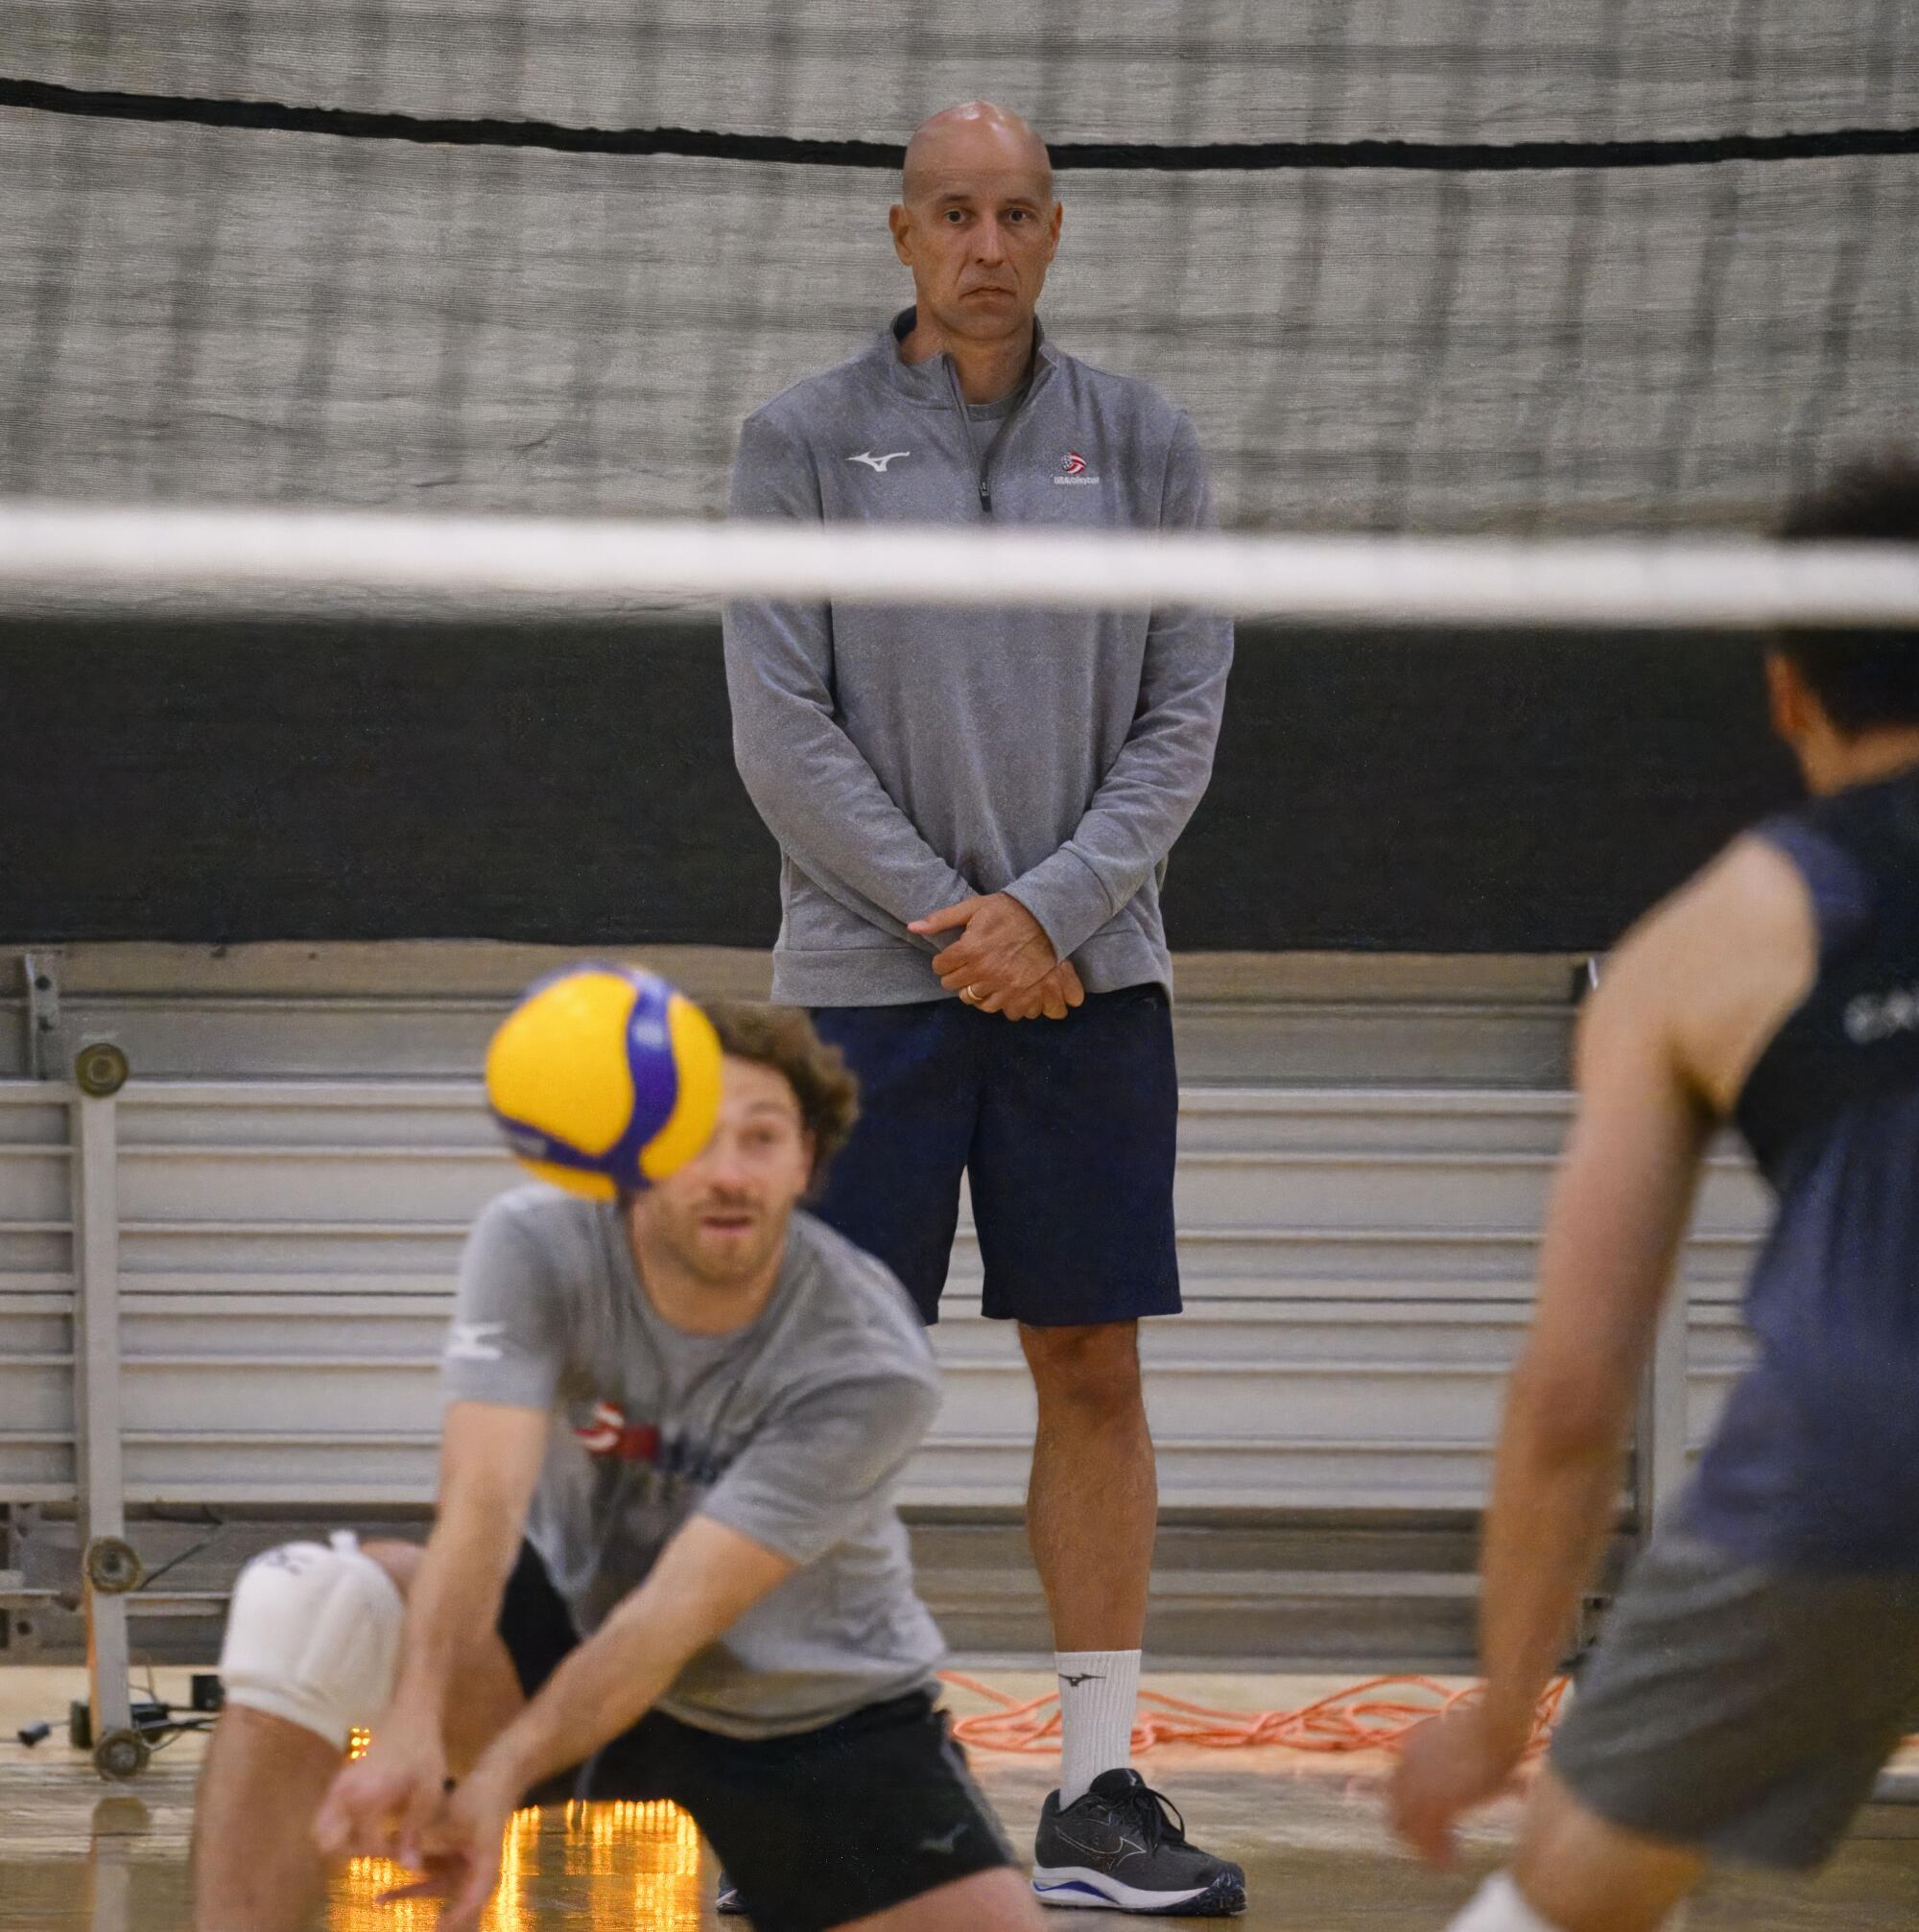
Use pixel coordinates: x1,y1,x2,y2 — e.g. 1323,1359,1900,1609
1684,764,1919,1570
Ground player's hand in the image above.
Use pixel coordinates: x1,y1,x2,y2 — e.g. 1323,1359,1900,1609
910,893,1057,1012
1001,961,1087,1021
314,1721,450,1870
1388,1704,1530,1869
368,1763,517,1932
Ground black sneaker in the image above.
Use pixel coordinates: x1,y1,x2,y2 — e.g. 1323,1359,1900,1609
716,1870,747,1916
1032,1769,1246,1915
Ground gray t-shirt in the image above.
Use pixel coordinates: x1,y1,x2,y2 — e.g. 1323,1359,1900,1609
439,1185,946,1738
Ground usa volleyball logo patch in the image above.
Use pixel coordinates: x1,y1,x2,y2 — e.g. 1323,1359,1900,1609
574,1401,732,1486
1054,450,1100,486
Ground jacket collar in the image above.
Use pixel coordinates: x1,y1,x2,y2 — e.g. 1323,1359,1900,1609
870,306,1058,408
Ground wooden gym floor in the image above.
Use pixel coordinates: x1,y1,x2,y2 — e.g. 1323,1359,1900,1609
4,1666,1917,1931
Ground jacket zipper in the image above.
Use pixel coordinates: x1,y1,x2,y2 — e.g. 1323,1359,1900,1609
946,353,1040,521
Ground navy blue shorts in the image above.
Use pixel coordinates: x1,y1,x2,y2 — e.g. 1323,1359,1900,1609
808,985,1181,1328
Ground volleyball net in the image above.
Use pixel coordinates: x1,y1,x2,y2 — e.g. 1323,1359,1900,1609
2,502,1917,627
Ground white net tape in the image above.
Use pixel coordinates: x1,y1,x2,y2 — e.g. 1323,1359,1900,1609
2,501,1917,628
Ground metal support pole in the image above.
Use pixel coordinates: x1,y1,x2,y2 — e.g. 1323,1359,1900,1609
1635,1282,1691,1538
71,1039,146,1779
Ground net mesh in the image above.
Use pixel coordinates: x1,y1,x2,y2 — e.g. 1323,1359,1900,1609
4,1,1917,532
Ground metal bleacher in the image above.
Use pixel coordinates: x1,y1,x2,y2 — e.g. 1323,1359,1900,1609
0,944,1762,1682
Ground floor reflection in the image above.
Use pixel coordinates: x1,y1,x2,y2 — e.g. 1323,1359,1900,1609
327,1802,706,1932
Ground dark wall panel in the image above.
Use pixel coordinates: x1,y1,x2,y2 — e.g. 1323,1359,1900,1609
1171,626,1801,950
0,617,1801,953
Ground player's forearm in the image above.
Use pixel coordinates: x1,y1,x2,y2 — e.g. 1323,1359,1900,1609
470,1586,699,1795
1475,1393,1632,1742
389,1505,522,1721
472,1518,795,1797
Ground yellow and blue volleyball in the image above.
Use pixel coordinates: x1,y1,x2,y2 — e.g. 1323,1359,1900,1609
485,964,723,1199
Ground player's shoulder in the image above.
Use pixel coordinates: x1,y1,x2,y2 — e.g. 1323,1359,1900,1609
784,1211,939,1381
1587,832,1817,1103
1624,833,1813,974
471,1182,604,1264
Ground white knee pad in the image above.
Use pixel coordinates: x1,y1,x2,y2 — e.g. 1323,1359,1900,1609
1448,1873,1563,1932
218,1531,404,1751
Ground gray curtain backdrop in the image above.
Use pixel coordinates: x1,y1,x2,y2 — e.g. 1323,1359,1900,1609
6,1,1916,532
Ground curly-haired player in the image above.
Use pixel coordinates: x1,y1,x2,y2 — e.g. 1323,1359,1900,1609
191,1001,1039,1932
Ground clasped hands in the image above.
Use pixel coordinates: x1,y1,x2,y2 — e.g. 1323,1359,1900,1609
909,891,1085,1021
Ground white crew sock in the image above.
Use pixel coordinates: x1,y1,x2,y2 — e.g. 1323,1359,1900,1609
1448,1870,1687,1932
1446,1873,1561,1932
1054,1649,1142,1808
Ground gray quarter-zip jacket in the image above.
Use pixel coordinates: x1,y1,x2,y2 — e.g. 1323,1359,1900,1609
723,308,1233,1007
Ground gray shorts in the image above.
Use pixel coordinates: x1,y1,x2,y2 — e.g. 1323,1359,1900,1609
1552,1527,1919,1871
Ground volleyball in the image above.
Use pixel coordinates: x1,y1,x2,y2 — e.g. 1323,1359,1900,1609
485,964,723,1199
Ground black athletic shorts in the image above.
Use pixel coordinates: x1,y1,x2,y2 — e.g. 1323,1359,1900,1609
808,985,1182,1327
496,1544,1015,1932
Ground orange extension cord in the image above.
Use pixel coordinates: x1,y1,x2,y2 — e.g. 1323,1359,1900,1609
938,1671,1571,1760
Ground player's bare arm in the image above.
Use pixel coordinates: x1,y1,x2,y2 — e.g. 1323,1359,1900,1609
483,1515,794,1798
313,1400,546,1866
380,1515,797,1932
1392,837,1815,1864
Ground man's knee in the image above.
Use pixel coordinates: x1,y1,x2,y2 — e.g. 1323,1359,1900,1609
360,1538,422,1593
218,1533,406,1752
1019,1322,1144,1412
1508,1770,1701,1932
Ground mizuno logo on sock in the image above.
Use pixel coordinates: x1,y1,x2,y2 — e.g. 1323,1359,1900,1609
1059,1672,1104,1686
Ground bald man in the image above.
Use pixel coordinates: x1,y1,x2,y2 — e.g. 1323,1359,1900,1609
723,104,1243,1915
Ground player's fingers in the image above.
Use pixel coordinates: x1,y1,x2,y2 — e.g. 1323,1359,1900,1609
936,953,983,987
311,1789,352,1859
376,1872,451,1904
1416,1815,1457,1870
313,1773,376,1859
445,1850,501,1932
1041,979,1067,1019
1059,963,1086,1005
1386,1793,1424,1859
397,1780,449,1872
909,898,982,936
1388,1776,1454,1870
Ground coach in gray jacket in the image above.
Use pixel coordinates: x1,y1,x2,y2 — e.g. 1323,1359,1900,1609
723,102,1239,1912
